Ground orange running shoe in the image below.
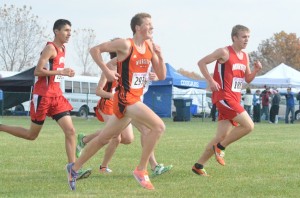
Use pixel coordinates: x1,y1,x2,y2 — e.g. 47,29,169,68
192,165,209,176
213,144,225,166
133,167,155,190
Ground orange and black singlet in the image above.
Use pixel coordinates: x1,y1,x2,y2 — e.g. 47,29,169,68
116,39,153,105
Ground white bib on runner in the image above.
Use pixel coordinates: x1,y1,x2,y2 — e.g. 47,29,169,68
131,72,147,89
231,77,244,92
54,68,64,82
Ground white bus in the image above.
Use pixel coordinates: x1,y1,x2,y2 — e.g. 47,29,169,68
1,71,100,117
61,75,99,117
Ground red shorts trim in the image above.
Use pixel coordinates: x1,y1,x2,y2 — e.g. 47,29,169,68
216,100,245,126
30,94,72,122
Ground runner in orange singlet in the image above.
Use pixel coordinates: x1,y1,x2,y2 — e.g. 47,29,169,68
76,53,134,172
0,19,91,179
192,25,262,176
66,13,166,191
76,52,172,175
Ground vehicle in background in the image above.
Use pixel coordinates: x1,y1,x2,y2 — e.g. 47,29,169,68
3,73,100,118
59,75,99,117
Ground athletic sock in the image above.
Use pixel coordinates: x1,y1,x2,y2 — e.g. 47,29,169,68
217,143,225,150
194,163,204,169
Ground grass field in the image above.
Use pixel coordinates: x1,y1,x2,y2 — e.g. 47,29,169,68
0,116,299,198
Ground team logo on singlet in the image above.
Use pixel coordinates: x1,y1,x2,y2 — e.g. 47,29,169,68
136,59,150,66
232,63,246,72
59,57,65,65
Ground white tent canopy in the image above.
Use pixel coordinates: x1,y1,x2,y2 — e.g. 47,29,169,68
250,63,300,88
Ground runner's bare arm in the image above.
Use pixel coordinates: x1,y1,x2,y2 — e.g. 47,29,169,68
244,54,262,83
198,48,228,91
148,40,166,80
90,39,128,81
34,45,75,77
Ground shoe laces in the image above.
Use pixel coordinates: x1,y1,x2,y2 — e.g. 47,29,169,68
215,146,225,157
219,150,225,158
71,170,78,180
154,163,162,169
136,169,150,181
80,138,85,147
154,164,165,173
201,168,208,175
68,167,78,181
142,172,150,181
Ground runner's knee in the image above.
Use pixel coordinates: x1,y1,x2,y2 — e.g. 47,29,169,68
64,127,76,137
121,135,134,144
242,121,254,133
26,133,39,140
153,122,165,136
24,128,40,140
247,122,254,132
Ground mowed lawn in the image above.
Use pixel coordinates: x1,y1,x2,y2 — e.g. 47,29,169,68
0,116,299,198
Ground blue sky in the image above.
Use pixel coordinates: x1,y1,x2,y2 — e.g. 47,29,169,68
2,0,300,75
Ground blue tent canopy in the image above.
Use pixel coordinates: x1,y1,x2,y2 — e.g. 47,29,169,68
149,63,206,88
144,63,207,117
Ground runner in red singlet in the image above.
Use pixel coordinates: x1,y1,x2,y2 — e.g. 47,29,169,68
66,13,166,191
192,25,262,176
0,19,91,179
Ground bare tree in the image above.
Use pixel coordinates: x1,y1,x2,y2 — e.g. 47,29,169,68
0,4,49,71
72,28,100,76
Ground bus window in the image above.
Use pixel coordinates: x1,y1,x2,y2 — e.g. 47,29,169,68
65,81,72,93
73,81,80,93
82,82,89,94
90,83,97,94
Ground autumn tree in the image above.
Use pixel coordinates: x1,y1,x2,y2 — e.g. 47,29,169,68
0,4,49,71
249,31,300,74
72,28,100,76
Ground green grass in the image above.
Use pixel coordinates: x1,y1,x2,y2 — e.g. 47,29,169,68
0,116,299,198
